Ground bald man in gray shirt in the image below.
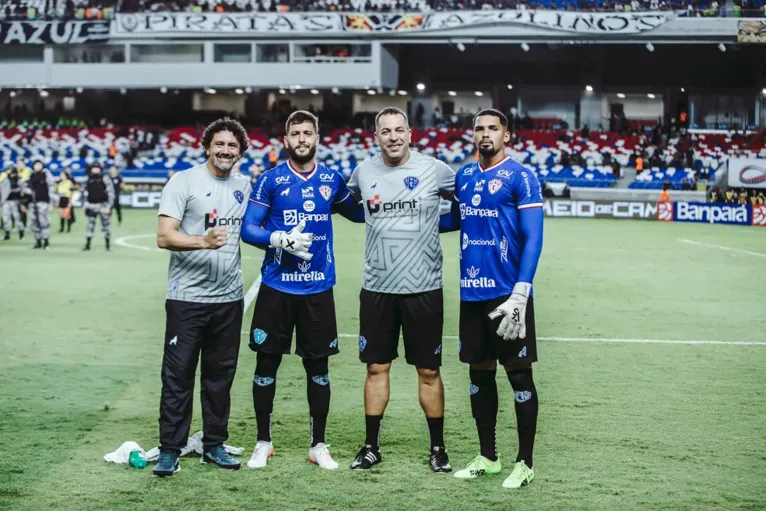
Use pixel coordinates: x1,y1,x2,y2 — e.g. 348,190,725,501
348,107,456,473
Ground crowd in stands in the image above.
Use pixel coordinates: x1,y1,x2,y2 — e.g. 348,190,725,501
2,0,765,18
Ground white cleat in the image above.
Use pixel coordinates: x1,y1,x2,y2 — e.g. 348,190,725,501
246,441,274,469
308,443,339,470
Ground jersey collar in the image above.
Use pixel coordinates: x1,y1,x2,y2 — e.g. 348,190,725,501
288,160,317,181
478,156,510,173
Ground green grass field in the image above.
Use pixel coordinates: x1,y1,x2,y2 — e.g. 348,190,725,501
1,210,765,510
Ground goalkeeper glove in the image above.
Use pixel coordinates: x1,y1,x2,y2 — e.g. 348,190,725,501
269,220,313,261
488,282,531,341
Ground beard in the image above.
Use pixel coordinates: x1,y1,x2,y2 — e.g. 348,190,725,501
287,143,316,165
478,140,501,158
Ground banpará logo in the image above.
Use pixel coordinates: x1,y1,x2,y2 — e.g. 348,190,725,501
283,210,329,225
460,204,498,218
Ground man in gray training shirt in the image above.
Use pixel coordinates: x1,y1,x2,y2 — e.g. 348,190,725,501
347,107,456,473
153,117,252,477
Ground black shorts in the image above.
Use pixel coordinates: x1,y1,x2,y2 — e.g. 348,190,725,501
58,197,70,209
358,288,443,369
459,296,538,366
249,283,339,359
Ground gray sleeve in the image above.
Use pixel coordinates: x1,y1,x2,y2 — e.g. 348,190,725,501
103,175,115,205
347,164,361,197
158,172,187,221
0,179,7,202
434,160,456,194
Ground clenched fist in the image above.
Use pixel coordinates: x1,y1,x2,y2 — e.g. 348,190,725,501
203,227,228,249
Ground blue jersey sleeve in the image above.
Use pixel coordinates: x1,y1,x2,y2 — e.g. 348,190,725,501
333,192,365,223
241,201,271,248
517,207,544,284
514,168,544,210
250,172,272,208
439,199,460,233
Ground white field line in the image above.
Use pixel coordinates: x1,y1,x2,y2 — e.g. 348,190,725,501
679,238,766,258
115,233,262,260
241,277,765,346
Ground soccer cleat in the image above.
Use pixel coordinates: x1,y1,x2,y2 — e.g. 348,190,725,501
19,231,24,240
430,447,452,473
308,443,339,470
246,441,274,469
453,454,502,479
105,238,111,251
201,445,240,470
30,240,41,249
43,239,49,250
350,445,381,470
3,231,9,241
152,452,181,478
502,461,534,489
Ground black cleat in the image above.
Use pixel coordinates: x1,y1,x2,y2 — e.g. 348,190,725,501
19,231,24,240
3,231,9,241
105,238,111,251
201,446,240,470
350,445,382,470
30,240,42,249
430,447,452,473
43,239,50,250
82,238,91,251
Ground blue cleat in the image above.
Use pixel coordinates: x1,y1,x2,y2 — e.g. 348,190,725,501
201,446,241,470
152,452,180,477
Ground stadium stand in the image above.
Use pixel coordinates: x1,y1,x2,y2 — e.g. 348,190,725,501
4,0,760,17
3,125,764,189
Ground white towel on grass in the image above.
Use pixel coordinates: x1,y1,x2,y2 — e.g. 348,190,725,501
104,432,243,464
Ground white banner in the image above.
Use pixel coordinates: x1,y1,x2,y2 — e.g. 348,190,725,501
112,10,675,36
728,158,766,189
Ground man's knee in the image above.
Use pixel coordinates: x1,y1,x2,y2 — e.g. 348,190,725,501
416,367,441,384
366,363,391,378
471,360,498,371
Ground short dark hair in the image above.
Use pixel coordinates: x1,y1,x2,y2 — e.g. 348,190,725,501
375,106,409,131
285,110,319,134
201,117,249,155
474,109,508,129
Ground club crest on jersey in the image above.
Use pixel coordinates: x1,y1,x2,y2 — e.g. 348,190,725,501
359,336,368,352
234,190,244,204
319,185,332,201
253,329,268,345
254,376,275,387
403,176,419,190
489,179,502,195
312,374,330,386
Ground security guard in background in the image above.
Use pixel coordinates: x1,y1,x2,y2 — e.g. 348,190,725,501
1,166,27,240
82,164,115,251
15,159,32,230
26,161,57,250
108,166,124,225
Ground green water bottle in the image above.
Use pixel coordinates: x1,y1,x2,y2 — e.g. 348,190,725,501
129,450,147,469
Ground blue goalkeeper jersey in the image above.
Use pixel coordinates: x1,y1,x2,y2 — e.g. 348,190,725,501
455,156,543,302
249,161,351,295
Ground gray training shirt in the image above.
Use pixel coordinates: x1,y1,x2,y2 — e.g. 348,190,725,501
158,164,252,304
348,150,456,294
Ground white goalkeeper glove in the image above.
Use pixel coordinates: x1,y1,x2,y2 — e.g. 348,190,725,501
269,220,313,261
488,282,531,341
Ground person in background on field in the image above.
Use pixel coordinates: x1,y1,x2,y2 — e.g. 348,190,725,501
56,169,75,233
660,183,670,202
724,188,735,203
109,166,124,225
26,161,56,250
738,188,749,205
81,164,115,251
709,188,719,203
1,166,27,241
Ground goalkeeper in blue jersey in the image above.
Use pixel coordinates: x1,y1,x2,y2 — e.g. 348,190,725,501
240,110,363,471
443,109,544,489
